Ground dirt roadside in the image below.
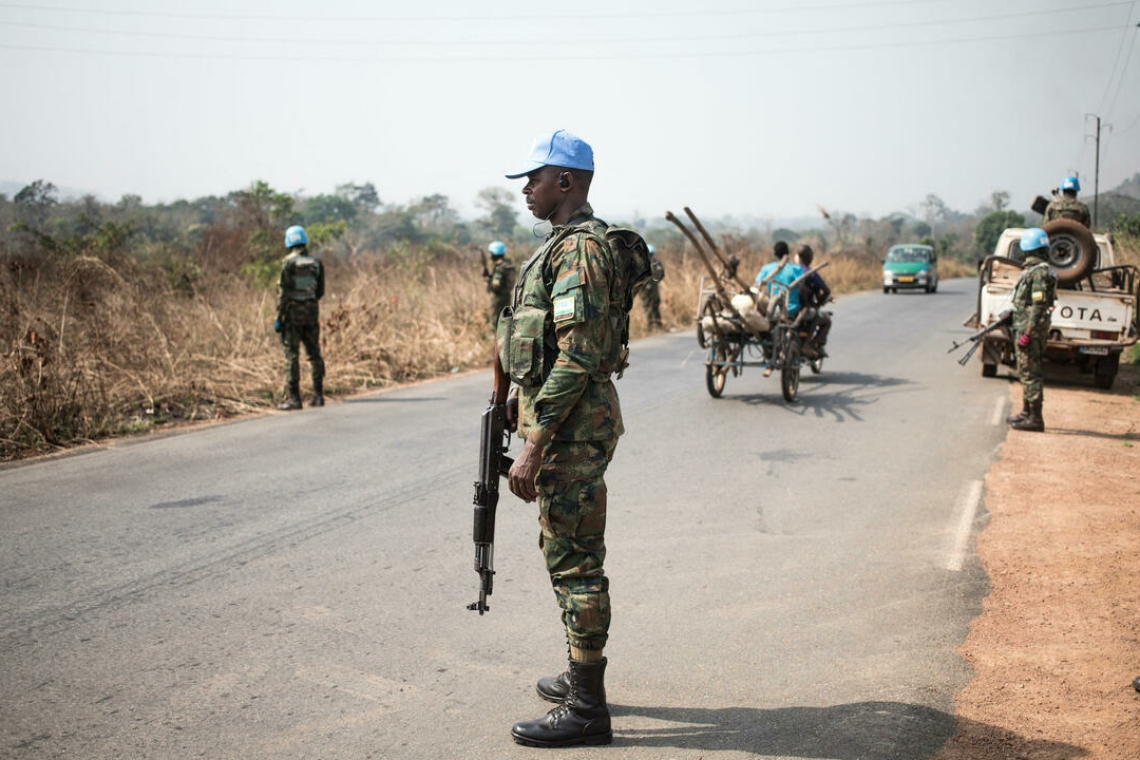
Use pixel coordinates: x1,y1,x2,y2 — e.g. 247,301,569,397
934,361,1140,760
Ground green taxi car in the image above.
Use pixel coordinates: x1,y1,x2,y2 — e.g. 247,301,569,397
882,244,938,293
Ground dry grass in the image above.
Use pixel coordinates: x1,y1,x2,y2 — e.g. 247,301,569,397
0,236,969,460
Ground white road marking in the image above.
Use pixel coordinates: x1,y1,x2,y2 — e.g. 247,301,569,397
990,396,1007,426
947,480,984,572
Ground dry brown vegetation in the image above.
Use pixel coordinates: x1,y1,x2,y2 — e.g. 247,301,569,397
0,232,998,462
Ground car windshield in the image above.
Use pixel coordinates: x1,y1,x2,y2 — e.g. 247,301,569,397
886,248,930,263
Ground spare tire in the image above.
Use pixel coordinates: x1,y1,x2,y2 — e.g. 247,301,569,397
1041,219,1097,284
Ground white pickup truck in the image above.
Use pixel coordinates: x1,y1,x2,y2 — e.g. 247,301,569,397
970,222,1139,389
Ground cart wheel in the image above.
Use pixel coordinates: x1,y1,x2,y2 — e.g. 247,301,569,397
781,335,800,402
706,344,727,398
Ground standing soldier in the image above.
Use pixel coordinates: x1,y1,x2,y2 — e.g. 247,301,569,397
499,129,623,748
275,225,325,410
1007,227,1057,432
638,243,665,329
1044,175,1092,228
484,240,515,331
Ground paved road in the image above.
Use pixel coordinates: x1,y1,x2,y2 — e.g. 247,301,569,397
1,280,1013,759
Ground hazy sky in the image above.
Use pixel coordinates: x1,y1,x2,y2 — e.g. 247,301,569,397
2,0,1138,225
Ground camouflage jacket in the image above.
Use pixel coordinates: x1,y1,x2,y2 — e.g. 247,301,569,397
487,258,516,298
1044,196,1091,228
504,204,624,445
1011,255,1057,331
277,248,325,313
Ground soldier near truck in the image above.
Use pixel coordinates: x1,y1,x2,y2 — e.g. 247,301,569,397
1006,228,1057,433
1044,175,1091,229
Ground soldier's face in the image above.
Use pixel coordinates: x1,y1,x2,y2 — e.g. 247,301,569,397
522,166,562,220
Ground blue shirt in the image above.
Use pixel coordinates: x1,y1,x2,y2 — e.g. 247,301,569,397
756,260,805,316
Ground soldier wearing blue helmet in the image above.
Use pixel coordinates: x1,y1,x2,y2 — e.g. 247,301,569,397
275,225,325,410
1044,175,1091,228
483,240,515,331
1007,228,1057,432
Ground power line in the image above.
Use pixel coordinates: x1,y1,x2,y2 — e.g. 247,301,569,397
0,23,1132,63
1095,3,1136,113
1,4,1129,48
1103,19,1140,119
0,0,970,24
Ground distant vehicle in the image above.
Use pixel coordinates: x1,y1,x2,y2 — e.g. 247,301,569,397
969,225,1139,389
882,244,939,294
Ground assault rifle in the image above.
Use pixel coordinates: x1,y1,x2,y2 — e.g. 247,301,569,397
948,310,1013,366
469,350,513,614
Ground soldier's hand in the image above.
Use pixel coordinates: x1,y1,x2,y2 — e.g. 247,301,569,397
508,438,541,503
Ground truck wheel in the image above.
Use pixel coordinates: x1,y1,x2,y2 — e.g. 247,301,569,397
1094,353,1119,390
1041,219,1097,284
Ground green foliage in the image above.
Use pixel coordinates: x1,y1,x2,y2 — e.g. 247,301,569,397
974,210,1026,257
1109,211,1140,238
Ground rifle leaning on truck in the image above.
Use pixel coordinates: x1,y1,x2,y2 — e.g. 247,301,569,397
947,309,1013,366
468,348,513,614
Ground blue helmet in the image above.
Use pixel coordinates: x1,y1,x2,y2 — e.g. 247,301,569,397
1061,175,1080,192
647,244,656,255
285,225,309,249
1019,227,1050,253
488,241,506,256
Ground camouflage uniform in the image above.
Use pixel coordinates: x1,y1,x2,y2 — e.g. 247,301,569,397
1011,255,1057,405
278,247,325,391
1044,195,1091,228
639,257,665,329
486,256,516,330
499,203,623,653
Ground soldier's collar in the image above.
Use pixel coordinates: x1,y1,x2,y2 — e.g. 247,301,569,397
552,203,595,232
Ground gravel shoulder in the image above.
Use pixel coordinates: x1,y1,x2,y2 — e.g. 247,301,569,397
934,361,1140,760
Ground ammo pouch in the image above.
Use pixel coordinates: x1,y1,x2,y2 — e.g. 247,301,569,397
496,304,553,388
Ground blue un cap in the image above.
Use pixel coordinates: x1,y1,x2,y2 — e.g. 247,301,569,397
505,129,594,179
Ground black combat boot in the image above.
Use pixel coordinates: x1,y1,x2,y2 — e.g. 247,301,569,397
512,659,612,747
536,670,570,704
1010,401,1043,432
277,383,302,411
310,377,325,407
1006,399,1030,425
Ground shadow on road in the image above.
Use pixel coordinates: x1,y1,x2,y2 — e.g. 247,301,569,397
609,701,1085,759
731,371,916,422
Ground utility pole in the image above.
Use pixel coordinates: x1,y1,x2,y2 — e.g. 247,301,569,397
1084,113,1113,230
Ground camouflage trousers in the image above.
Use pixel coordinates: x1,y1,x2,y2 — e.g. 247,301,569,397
1014,323,1047,405
640,281,662,328
535,437,618,652
280,302,324,388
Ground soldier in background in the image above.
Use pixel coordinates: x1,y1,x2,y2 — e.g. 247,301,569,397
275,225,325,410
1044,175,1091,228
638,243,665,329
484,240,515,331
1007,228,1057,432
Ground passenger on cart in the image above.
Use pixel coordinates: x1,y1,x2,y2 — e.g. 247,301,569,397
795,245,832,358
